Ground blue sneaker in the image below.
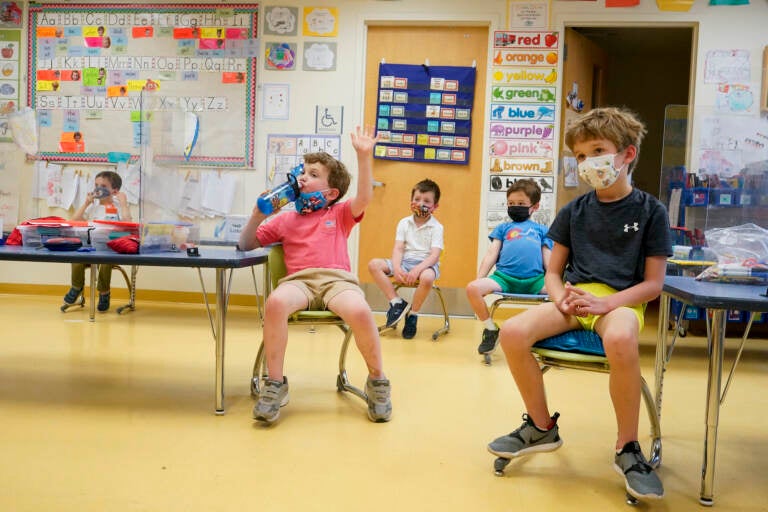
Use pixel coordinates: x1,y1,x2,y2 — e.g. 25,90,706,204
385,299,410,327
402,313,418,339
97,292,110,312
63,286,82,305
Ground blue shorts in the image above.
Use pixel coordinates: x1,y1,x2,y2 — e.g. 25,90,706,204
385,258,440,280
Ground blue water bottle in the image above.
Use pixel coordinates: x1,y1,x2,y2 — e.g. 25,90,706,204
257,164,303,214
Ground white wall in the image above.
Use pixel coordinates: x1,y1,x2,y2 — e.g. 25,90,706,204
2,0,767,294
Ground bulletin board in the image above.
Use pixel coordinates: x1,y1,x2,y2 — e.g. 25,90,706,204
27,3,259,166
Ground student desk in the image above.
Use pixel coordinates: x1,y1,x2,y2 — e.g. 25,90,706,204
656,275,768,505
0,245,269,415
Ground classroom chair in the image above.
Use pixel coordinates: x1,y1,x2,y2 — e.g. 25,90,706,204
60,264,138,314
483,292,550,365
377,280,450,341
250,244,367,403
492,329,662,505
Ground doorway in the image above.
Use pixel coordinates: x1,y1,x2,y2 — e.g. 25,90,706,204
557,25,694,208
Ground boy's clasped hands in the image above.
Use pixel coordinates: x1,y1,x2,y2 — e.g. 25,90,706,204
558,282,614,317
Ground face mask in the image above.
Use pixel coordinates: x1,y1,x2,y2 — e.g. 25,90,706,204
93,186,111,199
294,189,328,215
507,205,531,222
410,202,434,218
577,154,623,190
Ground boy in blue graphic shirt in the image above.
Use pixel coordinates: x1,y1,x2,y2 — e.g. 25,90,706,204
466,179,552,355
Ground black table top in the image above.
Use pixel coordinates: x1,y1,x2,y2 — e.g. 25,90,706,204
0,244,269,269
663,275,768,312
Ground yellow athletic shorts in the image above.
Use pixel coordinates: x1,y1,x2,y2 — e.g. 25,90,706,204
573,282,646,331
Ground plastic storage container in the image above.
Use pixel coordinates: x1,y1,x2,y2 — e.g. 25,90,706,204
91,226,117,251
18,225,42,247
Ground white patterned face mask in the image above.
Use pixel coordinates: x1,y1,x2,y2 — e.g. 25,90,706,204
577,154,623,190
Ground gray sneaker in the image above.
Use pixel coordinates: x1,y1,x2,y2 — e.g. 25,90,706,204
614,441,664,500
488,412,562,458
365,377,392,422
253,377,289,424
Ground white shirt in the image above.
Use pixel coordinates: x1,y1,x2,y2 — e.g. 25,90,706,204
395,214,444,262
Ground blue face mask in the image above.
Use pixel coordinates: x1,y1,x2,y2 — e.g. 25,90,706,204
294,190,328,215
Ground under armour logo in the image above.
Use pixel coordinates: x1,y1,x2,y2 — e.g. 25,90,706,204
624,223,639,232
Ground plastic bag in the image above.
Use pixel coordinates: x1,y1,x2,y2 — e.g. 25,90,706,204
695,223,768,283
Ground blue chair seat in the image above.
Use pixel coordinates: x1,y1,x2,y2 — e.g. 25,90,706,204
533,329,605,356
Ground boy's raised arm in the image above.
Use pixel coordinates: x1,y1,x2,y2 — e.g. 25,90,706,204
349,125,379,218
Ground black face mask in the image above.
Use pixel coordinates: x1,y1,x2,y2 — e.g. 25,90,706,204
507,205,531,222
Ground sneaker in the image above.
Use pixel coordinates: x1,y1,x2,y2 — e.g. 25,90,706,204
402,313,418,339
97,292,110,312
477,327,500,354
365,377,392,422
488,412,563,458
385,299,410,327
253,377,289,424
614,441,664,500
63,286,82,305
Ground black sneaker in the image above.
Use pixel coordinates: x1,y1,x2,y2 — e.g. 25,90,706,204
402,313,418,339
63,286,82,305
477,327,500,354
385,299,410,327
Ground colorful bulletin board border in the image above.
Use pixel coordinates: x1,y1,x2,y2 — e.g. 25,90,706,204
27,3,259,167
374,63,476,165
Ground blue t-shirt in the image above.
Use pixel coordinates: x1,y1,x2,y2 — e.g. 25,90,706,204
490,220,553,279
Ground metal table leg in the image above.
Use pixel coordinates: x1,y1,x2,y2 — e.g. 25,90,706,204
700,308,726,506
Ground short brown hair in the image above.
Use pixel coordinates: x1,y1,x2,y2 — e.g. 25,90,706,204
303,152,350,205
411,178,441,204
507,178,541,205
95,170,122,190
564,106,647,173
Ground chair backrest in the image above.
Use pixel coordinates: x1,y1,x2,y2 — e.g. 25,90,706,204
267,244,288,295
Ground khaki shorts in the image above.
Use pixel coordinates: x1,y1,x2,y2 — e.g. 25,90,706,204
573,282,646,331
279,268,364,310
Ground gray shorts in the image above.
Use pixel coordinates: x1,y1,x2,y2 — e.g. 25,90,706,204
384,258,440,280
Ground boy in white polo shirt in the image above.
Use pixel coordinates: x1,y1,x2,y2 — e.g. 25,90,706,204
368,179,444,339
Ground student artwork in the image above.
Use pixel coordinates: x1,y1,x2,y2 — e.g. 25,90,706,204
0,2,21,26
7,106,38,155
303,42,336,71
262,83,290,120
263,6,298,36
265,42,296,70
302,7,338,37
704,49,750,84
715,83,754,114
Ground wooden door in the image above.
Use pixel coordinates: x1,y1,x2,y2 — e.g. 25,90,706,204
360,25,489,298
557,28,608,209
